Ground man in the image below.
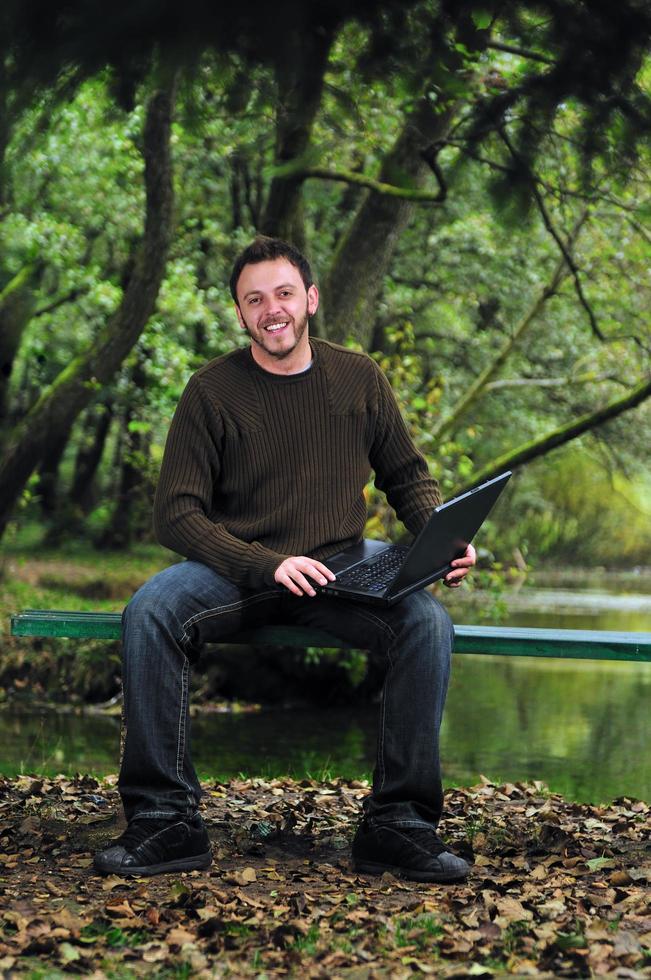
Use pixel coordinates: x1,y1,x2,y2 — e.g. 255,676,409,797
94,236,475,882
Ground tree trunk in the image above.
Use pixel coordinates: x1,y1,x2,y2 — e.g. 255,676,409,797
229,150,244,231
0,264,40,438
0,59,10,208
260,23,335,250
322,97,457,348
69,396,114,514
34,427,70,517
0,78,175,539
456,374,651,494
100,354,152,548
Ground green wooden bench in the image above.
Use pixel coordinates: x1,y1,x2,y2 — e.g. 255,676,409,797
10,609,651,661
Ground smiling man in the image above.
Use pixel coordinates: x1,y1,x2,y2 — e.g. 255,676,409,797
93,236,475,882
234,254,316,371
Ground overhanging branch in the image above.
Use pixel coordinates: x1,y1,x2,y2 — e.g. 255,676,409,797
431,209,589,441
33,286,90,318
283,165,447,204
455,373,651,495
625,214,651,246
0,262,40,309
485,41,555,66
484,370,623,391
498,127,603,340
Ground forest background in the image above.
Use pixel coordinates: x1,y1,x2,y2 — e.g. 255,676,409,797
1,12,650,977
1,0,651,652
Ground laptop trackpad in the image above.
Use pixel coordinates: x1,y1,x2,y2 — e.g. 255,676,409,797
324,539,388,574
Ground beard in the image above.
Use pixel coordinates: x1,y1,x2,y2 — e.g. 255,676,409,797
243,303,310,360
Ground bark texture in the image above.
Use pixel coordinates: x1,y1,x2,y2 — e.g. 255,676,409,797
322,97,456,348
0,265,40,437
69,398,114,514
101,354,152,548
260,24,335,251
34,428,69,517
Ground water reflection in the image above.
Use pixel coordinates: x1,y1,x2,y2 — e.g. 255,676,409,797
2,654,649,803
3,580,650,801
444,582,651,633
501,590,651,633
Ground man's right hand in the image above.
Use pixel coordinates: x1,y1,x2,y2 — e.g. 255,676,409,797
274,557,336,597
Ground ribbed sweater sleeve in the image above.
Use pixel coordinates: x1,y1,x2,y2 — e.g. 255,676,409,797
153,372,290,589
369,361,442,533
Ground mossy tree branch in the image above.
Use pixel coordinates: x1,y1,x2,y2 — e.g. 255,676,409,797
455,373,651,495
484,370,623,391
279,164,447,203
0,262,42,429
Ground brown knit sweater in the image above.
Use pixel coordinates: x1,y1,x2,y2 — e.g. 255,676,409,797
153,338,441,589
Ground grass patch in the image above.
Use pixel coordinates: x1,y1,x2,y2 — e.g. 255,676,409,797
1,529,175,628
80,920,150,949
394,914,444,951
290,923,321,955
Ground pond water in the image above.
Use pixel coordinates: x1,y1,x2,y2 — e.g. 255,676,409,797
2,577,650,804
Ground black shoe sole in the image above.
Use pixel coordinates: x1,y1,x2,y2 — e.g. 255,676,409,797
93,851,212,877
353,858,469,884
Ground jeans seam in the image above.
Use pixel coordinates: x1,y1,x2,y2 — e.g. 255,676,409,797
180,591,279,645
176,592,278,800
335,605,396,796
176,656,192,797
341,605,396,644
377,640,396,795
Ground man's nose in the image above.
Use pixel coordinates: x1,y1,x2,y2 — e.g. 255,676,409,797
261,298,281,316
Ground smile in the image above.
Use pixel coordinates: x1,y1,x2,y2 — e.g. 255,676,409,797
264,321,289,333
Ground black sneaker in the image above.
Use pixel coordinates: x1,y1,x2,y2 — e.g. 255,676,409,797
352,821,469,883
93,815,212,877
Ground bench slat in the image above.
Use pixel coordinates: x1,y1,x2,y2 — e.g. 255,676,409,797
10,610,651,661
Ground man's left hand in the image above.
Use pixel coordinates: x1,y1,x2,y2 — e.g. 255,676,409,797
443,544,476,589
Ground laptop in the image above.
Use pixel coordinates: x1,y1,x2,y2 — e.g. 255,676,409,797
316,471,511,606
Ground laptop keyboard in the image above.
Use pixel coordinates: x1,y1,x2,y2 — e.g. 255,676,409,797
337,546,408,591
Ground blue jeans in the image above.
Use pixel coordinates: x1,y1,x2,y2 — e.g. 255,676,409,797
119,561,454,828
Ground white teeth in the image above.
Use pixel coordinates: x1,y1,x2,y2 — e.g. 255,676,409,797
265,322,288,332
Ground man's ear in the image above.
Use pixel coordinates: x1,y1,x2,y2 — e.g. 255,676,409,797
234,303,246,329
307,284,319,317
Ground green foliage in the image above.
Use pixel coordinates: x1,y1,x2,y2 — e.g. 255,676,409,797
501,448,651,567
1,12,650,565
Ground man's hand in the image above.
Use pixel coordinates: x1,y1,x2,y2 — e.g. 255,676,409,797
443,544,476,589
274,557,336,597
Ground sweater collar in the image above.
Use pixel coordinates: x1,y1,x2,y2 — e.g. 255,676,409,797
245,342,318,383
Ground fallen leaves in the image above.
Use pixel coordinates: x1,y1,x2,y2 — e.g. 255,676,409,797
229,866,257,886
0,772,649,977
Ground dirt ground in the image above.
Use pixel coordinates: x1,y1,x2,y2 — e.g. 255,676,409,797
0,774,649,978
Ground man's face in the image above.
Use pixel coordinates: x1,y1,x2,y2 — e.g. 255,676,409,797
235,258,318,370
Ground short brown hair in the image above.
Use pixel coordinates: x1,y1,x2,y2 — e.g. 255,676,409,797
229,236,313,303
